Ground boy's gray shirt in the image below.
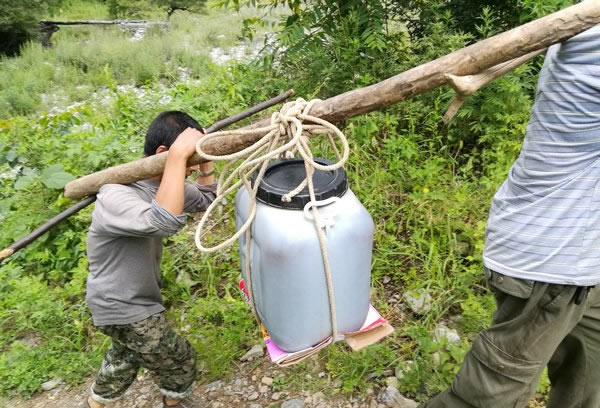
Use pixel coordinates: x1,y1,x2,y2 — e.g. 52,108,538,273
86,179,216,326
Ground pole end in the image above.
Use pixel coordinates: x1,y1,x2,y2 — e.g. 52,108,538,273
0,248,15,261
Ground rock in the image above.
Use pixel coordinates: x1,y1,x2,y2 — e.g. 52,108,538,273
404,289,432,314
395,361,413,381
259,385,268,393
383,275,391,284
41,378,62,391
20,332,42,348
378,386,418,408
312,391,325,404
232,378,244,392
241,344,264,362
433,324,460,344
318,371,327,378
281,398,304,408
449,314,462,323
248,392,260,401
205,380,223,392
249,405,262,408
332,378,343,388
432,352,441,366
252,375,258,381
272,392,281,400
385,377,398,389
210,402,224,408
261,376,274,386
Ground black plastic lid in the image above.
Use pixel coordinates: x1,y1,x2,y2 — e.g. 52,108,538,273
254,158,348,209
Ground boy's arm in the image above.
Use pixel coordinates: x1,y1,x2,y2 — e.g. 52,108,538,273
196,161,215,186
155,128,203,215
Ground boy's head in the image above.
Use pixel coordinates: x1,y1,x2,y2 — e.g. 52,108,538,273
144,111,203,156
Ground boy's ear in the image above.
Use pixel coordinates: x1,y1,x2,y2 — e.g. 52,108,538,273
155,145,168,154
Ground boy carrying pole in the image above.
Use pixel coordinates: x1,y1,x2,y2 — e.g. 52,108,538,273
81,111,216,408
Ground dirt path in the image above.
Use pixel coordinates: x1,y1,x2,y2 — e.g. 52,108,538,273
3,357,386,408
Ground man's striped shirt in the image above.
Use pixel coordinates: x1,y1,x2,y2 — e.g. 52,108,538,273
484,24,600,286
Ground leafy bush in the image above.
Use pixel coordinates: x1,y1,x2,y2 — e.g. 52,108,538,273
0,0,572,402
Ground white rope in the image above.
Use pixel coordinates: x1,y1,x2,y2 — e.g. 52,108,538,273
194,98,350,342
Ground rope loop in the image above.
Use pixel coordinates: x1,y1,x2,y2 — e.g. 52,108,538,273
194,98,350,342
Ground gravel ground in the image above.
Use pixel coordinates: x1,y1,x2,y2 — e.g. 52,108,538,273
4,355,390,408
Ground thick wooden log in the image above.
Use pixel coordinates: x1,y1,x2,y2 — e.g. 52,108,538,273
64,0,600,199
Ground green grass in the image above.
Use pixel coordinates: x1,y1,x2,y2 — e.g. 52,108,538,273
0,0,550,403
0,2,269,118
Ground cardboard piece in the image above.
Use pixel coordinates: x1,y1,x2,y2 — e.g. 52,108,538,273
240,279,394,366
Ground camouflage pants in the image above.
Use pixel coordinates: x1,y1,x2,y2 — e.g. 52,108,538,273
91,312,197,404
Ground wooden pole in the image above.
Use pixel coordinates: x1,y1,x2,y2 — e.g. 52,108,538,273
64,0,600,200
0,89,295,263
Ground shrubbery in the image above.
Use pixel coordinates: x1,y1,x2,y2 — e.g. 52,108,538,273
0,0,578,401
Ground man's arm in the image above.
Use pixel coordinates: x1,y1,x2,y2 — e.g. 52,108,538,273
196,161,215,186
155,128,203,215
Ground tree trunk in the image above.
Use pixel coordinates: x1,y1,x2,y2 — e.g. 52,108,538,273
64,0,600,200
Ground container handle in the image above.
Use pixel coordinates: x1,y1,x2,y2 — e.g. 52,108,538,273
303,197,341,234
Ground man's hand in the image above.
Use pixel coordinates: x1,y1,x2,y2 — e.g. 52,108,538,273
168,127,203,160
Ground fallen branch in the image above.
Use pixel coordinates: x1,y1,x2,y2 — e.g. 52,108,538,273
64,0,600,200
40,20,168,26
443,48,548,124
39,20,168,47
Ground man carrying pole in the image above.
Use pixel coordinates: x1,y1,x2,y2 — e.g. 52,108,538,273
80,111,215,408
403,21,600,408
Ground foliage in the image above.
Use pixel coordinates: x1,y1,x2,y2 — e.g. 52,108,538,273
108,0,208,18
0,6,269,118
152,0,209,19
0,0,65,56
107,0,155,18
0,0,572,403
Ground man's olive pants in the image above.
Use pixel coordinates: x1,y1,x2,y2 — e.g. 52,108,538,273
421,269,600,408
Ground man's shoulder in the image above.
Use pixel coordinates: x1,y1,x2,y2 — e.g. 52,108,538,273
98,183,136,194
97,183,150,202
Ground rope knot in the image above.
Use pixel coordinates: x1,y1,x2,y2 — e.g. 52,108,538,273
194,97,351,344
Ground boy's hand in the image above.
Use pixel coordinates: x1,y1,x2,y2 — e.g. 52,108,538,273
168,127,203,160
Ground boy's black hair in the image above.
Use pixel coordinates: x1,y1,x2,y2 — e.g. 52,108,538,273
144,111,203,156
